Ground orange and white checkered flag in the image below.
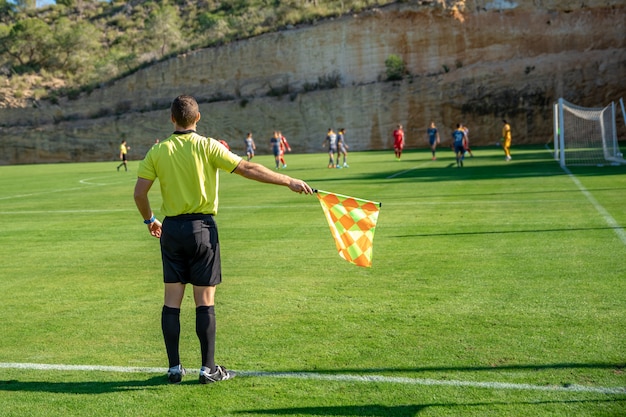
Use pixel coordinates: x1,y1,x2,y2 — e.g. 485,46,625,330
316,190,381,267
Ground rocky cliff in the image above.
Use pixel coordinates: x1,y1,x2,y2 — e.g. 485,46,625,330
1,0,624,164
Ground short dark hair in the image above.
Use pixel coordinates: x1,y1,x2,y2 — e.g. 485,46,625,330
171,95,199,127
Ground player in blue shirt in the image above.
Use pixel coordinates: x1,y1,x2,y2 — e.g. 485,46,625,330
452,124,467,167
427,122,440,160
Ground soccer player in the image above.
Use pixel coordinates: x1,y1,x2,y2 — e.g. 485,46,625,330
117,140,130,171
337,128,349,168
133,95,313,384
278,131,291,168
218,139,230,150
244,132,256,161
270,131,281,169
502,119,512,161
452,124,467,167
461,124,473,158
393,124,405,160
323,128,338,168
427,122,440,160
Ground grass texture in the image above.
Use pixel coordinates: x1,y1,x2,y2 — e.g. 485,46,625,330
0,146,624,416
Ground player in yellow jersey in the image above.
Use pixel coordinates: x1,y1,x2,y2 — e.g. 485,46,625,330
134,95,313,384
117,140,130,171
502,119,512,161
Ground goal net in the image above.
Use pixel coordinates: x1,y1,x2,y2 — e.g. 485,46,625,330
553,98,625,167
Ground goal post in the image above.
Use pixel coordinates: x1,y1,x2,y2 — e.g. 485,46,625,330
553,98,625,167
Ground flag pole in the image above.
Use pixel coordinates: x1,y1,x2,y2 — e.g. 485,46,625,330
314,189,382,208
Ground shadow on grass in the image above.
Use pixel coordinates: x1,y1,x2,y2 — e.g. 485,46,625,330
303,159,566,185
1,364,624,417
304,146,626,186
235,398,626,416
0,375,166,394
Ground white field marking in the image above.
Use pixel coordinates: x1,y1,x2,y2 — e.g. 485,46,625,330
562,166,626,246
0,209,131,215
0,186,88,201
0,362,164,374
0,177,131,201
0,362,624,395
242,371,626,395
79,177,119,186
386,166,422,179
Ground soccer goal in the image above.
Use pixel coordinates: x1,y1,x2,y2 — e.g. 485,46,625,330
553,98,625,167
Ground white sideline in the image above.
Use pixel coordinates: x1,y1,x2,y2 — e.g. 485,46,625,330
0,362,624,395
386,160,435,179
387,166,421,179
562,166,626,246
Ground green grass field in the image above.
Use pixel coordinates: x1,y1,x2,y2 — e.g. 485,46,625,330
0,146,625,417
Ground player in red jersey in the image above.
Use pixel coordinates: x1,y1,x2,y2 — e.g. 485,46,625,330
278,131,291,168
393,124,405,160
218,139,230,150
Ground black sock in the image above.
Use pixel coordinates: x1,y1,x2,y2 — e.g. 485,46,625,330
196,305,216,372
161,306,181,368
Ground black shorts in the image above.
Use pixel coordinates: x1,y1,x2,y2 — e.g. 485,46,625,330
160,214,221,286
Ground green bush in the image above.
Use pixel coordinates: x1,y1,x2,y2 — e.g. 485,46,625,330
385,53,406,81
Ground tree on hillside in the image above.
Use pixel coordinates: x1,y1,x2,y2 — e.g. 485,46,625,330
0,0,16,21
145,3,182,59
13,0,36,11
2,18,54,71
52,17,102,78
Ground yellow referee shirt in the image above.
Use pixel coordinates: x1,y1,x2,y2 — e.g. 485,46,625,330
502,123,512,143
137,132,242,217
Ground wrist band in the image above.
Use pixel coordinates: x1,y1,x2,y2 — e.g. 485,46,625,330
144,215,156,224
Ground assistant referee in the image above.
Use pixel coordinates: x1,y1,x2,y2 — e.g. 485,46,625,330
134,95,313,384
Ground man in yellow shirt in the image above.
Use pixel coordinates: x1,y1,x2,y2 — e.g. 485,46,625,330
117,140,130,171
502,119,512,161
134,95,313,384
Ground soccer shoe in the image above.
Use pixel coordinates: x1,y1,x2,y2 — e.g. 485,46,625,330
343,163,349,168
199,365,237,384
167,365,186,384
